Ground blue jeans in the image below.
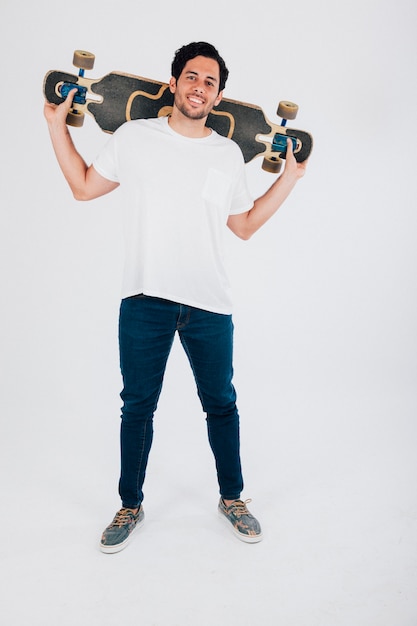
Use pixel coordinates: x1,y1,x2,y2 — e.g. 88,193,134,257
118,294,244,508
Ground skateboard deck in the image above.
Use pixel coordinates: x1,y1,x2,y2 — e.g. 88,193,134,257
43,51,313,172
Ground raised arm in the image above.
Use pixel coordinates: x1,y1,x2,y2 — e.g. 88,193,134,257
227,140,308,240
44,89,119,201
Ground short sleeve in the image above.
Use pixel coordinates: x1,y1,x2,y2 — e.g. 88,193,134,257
229,151,253,216
92,132,120,183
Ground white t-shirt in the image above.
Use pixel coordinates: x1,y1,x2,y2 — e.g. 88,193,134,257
93,116,253,314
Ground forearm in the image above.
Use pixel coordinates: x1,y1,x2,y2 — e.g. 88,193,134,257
47,121,90,200
44,89,118,201
242,173,298,238
227,141,308,240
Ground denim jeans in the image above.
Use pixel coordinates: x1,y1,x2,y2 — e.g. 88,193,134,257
118,294,244,508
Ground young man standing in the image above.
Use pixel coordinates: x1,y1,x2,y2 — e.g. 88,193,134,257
44,42,307,553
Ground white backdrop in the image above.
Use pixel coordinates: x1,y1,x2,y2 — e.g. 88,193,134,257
0,0,416,624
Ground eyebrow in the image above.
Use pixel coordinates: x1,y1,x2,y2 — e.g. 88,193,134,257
185,70,218,84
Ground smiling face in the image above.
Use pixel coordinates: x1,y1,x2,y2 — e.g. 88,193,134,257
169,55,223,122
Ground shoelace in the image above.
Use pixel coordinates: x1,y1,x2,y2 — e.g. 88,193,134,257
226,498,252,517
110,508,137,528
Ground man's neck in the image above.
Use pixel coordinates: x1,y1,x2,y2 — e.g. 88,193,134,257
168,107,211,138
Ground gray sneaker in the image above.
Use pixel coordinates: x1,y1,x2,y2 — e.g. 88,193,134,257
218,498,263,543
100,506,145,553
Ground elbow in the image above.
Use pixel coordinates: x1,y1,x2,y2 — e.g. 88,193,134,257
72,188,92,201
239,230,253,241
233,224,254,240
228,210,256,240
236,230,253,241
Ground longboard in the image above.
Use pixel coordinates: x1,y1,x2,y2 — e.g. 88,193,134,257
44,50,313,172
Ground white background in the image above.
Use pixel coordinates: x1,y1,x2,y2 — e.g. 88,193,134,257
0,0,416,624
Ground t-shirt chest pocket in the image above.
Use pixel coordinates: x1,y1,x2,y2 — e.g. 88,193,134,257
201,168,233,211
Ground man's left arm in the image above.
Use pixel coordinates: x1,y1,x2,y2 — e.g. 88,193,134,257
227,139,308,240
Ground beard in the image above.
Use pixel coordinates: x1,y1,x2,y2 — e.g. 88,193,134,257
174,93,213,120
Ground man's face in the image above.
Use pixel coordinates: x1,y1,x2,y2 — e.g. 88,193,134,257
169,55,223,121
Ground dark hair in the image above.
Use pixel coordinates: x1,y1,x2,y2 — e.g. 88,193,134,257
171,42,229,92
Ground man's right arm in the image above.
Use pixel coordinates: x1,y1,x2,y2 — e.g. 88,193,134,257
44,89,119,201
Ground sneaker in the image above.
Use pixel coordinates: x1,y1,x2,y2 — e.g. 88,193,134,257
218,498,263,543
100,506,145,554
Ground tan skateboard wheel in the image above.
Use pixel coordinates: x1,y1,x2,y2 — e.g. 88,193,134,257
72,50,95,71
66,110,85,127
277,101,298,120
262,156,282,174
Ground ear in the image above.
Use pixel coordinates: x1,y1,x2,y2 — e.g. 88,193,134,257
214,90,223,107
169,77,177,94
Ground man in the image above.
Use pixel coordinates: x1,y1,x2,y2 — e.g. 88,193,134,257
44,42,307,553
